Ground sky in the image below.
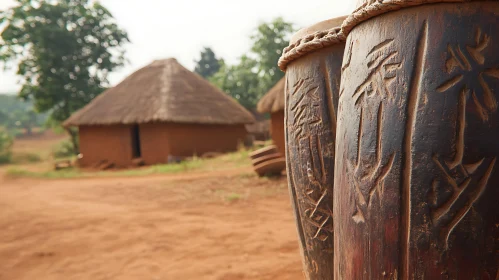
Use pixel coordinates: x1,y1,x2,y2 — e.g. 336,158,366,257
0,0,355,93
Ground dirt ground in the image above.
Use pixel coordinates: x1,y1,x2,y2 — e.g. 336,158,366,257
0,168,304,280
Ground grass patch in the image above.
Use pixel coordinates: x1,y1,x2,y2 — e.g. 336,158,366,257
225,193,243,202
193,148,252,172
238,172,257,179
4,148,252,179
5,160,204,179
6,167,84,179
117,159,205,176
11,152,42,164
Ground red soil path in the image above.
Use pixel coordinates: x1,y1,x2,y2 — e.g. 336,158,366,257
0,170,303,280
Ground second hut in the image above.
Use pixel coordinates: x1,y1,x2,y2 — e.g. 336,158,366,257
257,78,285,154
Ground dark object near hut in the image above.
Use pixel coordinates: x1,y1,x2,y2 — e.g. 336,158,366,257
251,153,282,167
94,160,115,171
245,119,271,142
54,159,72,170
253,157,286,177
249,145,285,177
64,58,255,168
131,158,145,167
249,145,279,160
201,152,222,159
335,1,499,279
280,16,347,280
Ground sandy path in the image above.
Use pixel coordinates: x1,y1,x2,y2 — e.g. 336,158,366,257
0,171,303,280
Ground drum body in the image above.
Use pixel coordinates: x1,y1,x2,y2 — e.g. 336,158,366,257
283,21,346,280
335,2,499,279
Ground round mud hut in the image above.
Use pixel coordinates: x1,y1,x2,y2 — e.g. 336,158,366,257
257,78,285,154
64,58,255,168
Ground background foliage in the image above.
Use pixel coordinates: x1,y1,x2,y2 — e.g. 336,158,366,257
0,128,13,164
194,47,223,79
0,94,47,135
0,0,129,152
196,17,294,110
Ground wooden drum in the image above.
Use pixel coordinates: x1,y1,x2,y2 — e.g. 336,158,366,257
335,1,499,279
279,16,346,280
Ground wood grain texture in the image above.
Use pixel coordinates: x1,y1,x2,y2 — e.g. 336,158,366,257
285,44,344,280
335,3,499,279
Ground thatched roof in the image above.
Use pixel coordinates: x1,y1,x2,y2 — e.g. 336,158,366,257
64,58,255,127
257,78,285,114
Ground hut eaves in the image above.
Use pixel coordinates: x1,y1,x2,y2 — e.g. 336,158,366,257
256,78,285,114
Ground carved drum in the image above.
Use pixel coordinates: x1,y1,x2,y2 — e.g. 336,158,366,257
279,16,346,280
335,1,499,279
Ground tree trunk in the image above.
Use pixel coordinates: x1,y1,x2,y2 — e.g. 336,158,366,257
66,127,79,155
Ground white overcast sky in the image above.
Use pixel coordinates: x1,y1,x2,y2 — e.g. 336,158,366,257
0,0,355,93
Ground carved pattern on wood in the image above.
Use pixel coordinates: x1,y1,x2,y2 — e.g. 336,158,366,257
289,76,333,242
347,104,395,223
352,39,403,105
340,0,489,39
341,40,354,73
438,28,499,121
431,27,498,249
347,35,406,224
290,78,319,140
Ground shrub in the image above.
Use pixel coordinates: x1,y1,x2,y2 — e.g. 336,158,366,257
0,128,13,164
225,193,243,202
11,152,42,164
52,139,77,159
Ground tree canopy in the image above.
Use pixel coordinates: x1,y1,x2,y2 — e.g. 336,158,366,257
209,17,293,110
194,47,223,79
0,0,129,151
250,17,293,93
209,56,261,109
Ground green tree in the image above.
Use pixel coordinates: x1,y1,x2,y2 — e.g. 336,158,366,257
194,47,223,79
0,0,129,153
251,17,293,93
209,56,261,109
209,17,293,109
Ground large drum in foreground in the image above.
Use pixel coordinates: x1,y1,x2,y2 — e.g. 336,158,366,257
335,1,499,279
279,16,346,280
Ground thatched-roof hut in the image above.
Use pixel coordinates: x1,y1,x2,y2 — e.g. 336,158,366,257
65,58,255,167
257,78,285,154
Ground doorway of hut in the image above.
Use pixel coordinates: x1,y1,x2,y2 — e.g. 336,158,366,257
131,124,142,159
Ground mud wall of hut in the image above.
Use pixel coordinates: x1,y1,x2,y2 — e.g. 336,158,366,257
78,123,248,167
139,123,247,164
138,123,171,165
78,125,134,167
271,110,285,155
